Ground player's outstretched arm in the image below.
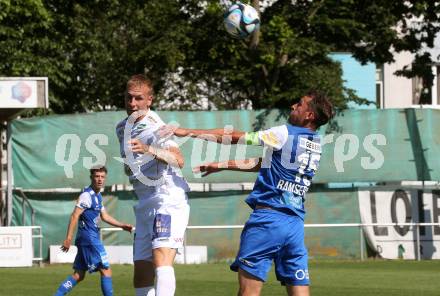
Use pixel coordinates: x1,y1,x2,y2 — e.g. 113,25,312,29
193,158,262,177
100,209,133,233
129,138,185,168
159,125,246,144
61,207,84,252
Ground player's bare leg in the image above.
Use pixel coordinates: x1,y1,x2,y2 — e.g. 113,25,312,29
286,285,309,296
71,270,86,282
99,268,112,277
237,268,264,296
153,247,177,266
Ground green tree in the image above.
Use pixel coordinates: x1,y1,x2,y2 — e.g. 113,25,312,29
43,0,194,113
1,0,439,114
174,0,440,110
0,0,71,114
158,1,355,110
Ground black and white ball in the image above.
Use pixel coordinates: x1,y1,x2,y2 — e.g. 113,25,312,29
224,2,260,39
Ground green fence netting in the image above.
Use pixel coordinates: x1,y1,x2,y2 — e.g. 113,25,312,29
12,187,360,261
10,108,440,189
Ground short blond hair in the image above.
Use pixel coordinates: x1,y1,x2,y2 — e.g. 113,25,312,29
126,74,154,96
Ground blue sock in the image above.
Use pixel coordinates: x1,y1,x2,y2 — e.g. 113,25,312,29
101,276,113,296
54,275,77,295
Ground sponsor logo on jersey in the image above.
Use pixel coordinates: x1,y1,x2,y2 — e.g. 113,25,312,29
276,179,309,197
147,116,157,124
299,138,321,153
261,131,281,147
282,191,303,209
93,216,101,228
136,123,147,129
94,195,99,205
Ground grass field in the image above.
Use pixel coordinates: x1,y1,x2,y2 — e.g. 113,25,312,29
0,260,439,295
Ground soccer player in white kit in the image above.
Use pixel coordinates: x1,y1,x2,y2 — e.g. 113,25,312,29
115,74,190,296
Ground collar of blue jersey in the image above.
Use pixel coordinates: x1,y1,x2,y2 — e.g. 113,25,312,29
286,123,316,133
83,186,102,197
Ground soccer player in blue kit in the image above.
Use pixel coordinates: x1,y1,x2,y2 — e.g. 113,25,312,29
54,166,133,296
161,91,334,296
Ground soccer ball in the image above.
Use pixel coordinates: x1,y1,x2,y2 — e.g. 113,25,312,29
224,2,260,39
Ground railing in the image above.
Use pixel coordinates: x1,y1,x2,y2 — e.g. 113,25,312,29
102,222,440,263
31,225,44,266
6,225,43,266
13,189,36,226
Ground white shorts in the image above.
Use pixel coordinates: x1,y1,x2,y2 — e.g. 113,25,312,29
132,187,190,261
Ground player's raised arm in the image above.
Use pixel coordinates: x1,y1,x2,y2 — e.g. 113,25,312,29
159,125,247,144
159,125,288,150
193,158,262,177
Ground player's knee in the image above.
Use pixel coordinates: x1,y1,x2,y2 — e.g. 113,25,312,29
238,269,263,296
100,268,112,277
238,285,261,296
286,285,309,296
153,247,176,267
73,271,85,282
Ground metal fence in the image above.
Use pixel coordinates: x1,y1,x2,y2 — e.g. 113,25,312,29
102,222,440,263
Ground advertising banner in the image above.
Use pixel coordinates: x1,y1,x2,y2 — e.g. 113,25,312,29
359,189,440,259
0,80,38,108
11,109,440,189
0,227,33,267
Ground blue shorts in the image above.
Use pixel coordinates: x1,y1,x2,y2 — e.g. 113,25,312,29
73,244,110,273
230,209,309,286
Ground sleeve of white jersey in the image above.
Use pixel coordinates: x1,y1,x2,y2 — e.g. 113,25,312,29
76,192,92,209
256,125,289,150
150,111,179,149
160,136,179,149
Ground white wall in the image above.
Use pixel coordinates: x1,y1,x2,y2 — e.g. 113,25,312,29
382,51,414,108
49,245,208,264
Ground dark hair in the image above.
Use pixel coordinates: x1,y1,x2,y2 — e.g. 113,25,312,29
306,90,335,128
126,74,154,97
90,166,107,177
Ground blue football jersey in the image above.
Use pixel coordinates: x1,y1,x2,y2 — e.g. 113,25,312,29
75,186,104,246
246,124,322,220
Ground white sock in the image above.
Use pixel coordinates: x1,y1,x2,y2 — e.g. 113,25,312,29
155,266,176,296
135,286,155,296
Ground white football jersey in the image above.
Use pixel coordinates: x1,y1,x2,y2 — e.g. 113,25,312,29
116,110,189,195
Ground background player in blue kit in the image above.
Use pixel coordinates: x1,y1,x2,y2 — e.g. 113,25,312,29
160,91,334,296
54,166,133,296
